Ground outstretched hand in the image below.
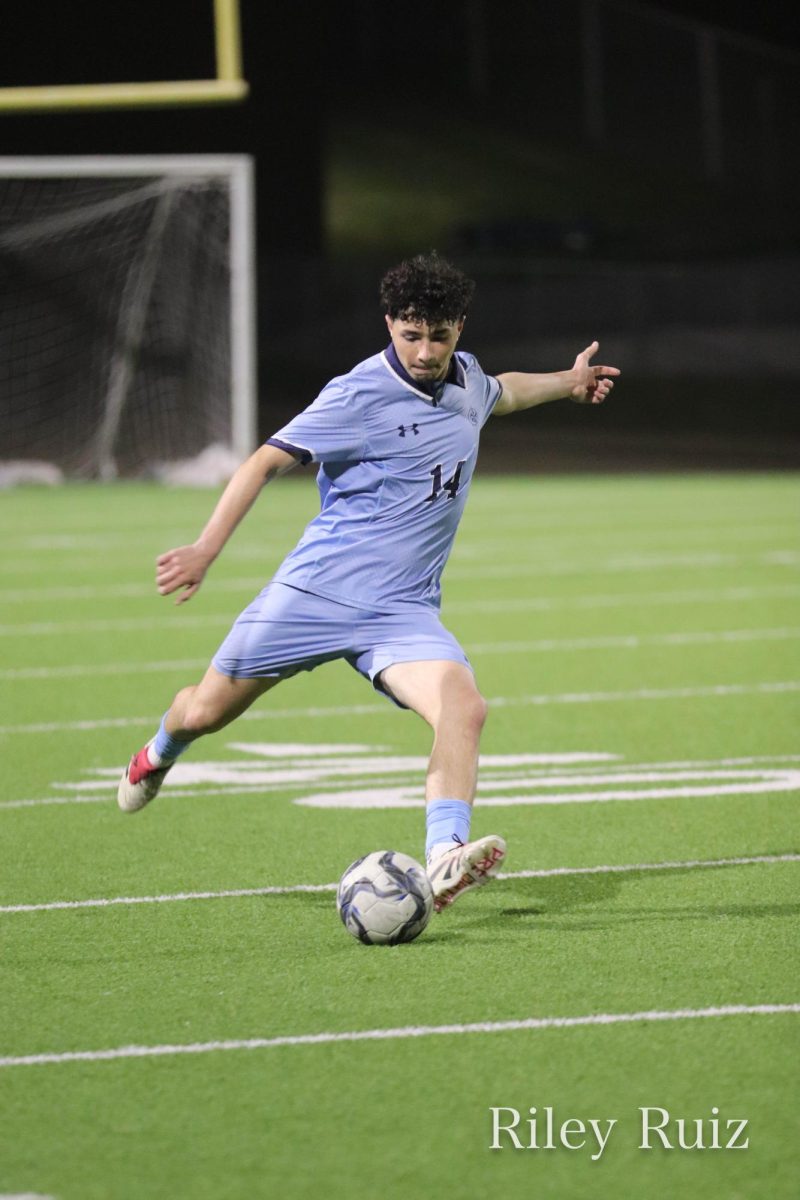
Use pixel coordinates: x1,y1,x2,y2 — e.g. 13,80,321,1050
570,341,620,404
156,544,212,605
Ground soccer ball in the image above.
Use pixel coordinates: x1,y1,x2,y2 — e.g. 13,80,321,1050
337,850,434,945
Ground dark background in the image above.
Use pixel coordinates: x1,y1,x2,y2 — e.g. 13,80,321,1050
2,0,799,470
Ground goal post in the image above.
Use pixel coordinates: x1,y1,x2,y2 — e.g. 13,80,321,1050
0,154,257,480
0,0,247,113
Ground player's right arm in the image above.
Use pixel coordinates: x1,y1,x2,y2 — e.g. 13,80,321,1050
156,443,299,605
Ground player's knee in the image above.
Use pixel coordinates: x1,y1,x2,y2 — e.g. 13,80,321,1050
174,687,223,736
454,687,488,738
183,703,225,735
470,690,489,733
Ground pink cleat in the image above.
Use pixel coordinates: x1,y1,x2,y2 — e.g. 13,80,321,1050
117,741,172,813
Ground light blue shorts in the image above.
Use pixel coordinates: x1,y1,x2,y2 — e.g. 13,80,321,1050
211,582,470,704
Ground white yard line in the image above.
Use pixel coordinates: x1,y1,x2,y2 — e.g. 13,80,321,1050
467,628,800,655
452,520,799,548
2,680,798,736
1,853,797,915
0,882,337,913
471,780,800,807
0,578,268,603
0,566,796,633
448,584,800,614
4,627,799,680
0,579,264,603
1,1004,797,1069
0,614,230,637
0,795,115,811
446,549,799,580
2,581,799,610
504,853,800,879
5,518,793,556
492,681,800,708
0,659,209,681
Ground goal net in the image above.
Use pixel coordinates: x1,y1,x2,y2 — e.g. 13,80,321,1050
0,155,256,481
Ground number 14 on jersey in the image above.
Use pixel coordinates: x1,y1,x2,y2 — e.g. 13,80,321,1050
426,460,466,503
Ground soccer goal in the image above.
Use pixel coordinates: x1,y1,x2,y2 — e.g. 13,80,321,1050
0,155,256,480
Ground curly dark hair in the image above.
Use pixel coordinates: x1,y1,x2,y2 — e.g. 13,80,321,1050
379,251,475,323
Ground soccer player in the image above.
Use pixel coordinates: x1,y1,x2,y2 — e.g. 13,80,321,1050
118,252,619,912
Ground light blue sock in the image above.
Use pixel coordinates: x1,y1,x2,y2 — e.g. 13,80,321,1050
425,798,472,863
150,714,193,765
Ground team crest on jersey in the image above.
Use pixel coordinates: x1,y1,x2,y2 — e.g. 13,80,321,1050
468,407,479,425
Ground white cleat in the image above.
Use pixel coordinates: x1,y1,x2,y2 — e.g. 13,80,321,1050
427,834,507,912
117,740,172,813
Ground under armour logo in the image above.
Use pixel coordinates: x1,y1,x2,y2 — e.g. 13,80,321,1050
398,423,420,437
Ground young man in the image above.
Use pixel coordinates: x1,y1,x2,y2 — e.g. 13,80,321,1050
118,252,619,912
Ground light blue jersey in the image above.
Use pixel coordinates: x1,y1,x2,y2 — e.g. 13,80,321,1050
267,346,501,612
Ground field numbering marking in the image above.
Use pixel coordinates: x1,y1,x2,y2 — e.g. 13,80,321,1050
51,744,800,811
0,1194,58,1199
3,748,800,812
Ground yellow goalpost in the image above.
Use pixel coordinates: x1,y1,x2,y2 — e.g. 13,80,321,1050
0,0,247,112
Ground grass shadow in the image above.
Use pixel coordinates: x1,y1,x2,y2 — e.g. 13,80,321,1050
475,855,800,931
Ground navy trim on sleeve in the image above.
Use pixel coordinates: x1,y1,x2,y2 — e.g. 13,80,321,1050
266,437,313,466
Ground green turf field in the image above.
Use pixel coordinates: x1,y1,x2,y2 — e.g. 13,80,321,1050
1,472,798,1200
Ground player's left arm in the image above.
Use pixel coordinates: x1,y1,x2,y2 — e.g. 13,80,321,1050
155,443,298,604
492,341,619,416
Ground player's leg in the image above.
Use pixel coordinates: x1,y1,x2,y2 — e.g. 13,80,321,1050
118,668,280,812
119,582,363,814
165,665,281,738
378,659,506,911
379,659,487,806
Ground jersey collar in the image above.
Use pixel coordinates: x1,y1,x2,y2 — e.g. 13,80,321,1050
382,343,467,405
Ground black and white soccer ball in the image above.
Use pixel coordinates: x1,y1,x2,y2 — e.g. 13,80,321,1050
337,850,434,945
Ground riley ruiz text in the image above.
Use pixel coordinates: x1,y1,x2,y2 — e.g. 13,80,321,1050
489,1106,749,1159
